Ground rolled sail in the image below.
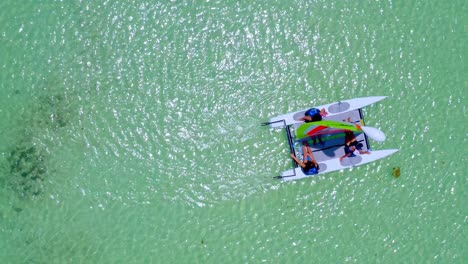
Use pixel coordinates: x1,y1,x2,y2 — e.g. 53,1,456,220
296,120,362,141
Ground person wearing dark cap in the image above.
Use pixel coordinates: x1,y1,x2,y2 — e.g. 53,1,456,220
340,131,370,161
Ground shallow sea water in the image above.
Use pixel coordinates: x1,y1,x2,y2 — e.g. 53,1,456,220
0,0,466,263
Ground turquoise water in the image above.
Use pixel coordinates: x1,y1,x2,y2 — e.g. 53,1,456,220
0,0,466,263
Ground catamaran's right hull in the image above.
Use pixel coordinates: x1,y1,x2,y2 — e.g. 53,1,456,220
279,149,399,182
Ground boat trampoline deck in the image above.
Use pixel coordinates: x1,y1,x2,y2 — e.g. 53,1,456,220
290,109,371,163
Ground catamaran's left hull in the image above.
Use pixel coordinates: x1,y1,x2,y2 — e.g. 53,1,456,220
268,96,386,128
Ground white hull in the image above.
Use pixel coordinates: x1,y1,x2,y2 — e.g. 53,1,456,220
268,96,387,128
280,149,399,181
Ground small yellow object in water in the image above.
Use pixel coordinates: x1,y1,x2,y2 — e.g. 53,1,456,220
393,167,401,178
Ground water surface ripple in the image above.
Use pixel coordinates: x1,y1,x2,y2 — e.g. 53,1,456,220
0,0,465,263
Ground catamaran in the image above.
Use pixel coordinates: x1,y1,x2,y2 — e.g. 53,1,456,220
263,96,399,181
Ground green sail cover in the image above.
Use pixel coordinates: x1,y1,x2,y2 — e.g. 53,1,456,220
296,120,362,141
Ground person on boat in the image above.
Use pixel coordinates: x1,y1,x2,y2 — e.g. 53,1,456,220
339,131,370,161
299,108,328,123
290,143,320,175
299,108,328,145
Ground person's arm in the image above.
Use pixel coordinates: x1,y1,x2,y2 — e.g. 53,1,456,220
307,148,319,166
299,116,312,122
311,155,318,166
290,154,306,168
345,137,357,146
339,153,351,161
